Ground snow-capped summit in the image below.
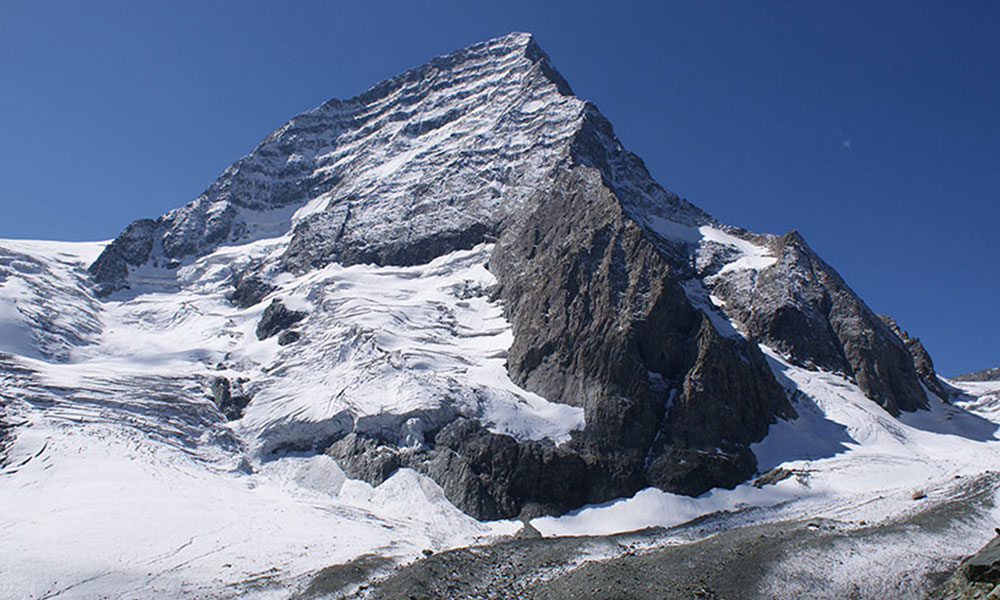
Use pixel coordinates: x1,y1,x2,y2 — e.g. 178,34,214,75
90,32,705,298
78,30,948,520
1,32,996,599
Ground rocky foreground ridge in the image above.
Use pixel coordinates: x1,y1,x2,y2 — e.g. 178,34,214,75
927,533,1000,600
85,32,945,520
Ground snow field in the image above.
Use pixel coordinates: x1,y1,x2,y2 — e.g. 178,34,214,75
2,234,999,599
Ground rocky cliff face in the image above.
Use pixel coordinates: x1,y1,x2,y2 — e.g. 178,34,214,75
879,314,951,400
87,32,940,519
490,165,793,505
703,232,929,415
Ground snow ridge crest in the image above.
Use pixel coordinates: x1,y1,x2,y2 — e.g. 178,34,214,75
88,32,596,294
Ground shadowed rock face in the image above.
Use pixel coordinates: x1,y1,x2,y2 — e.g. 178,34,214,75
488,165,793,512
879,314,950,400
88,219,158,296
87,32,935,519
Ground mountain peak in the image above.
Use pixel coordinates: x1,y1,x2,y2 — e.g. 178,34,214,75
84,32,935,501
87,32,600,294
346,31,570,109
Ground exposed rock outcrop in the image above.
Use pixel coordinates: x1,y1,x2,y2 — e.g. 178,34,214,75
326,433,403,487
88,218,158,295
421,418,590,520
926,533,1000,600
255,299,306,341
277,330,301,345
709,232,928,415
229,268,274,308
879,314,951,400
954,367,1000,383
209,376,253,421
327,420,591,520
490,166,794,510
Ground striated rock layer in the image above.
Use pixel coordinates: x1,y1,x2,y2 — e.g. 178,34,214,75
88,32,939,519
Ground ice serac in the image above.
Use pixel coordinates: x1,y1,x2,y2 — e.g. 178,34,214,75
88,32,935,519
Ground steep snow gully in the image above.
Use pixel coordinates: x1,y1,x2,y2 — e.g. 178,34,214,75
1,32,998,599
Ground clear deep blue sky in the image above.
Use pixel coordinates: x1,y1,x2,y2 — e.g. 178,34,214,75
1,1,997,375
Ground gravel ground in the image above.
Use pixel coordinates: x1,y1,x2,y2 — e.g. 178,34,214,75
297,472,1000,600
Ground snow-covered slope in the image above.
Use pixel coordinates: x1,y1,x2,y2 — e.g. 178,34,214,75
0,238,531,599
5,235,993,599
0,240,105,360
534,351,1000,537
1,31,998,600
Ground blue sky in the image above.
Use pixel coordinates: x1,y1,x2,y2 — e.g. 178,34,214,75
0,1,997,375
